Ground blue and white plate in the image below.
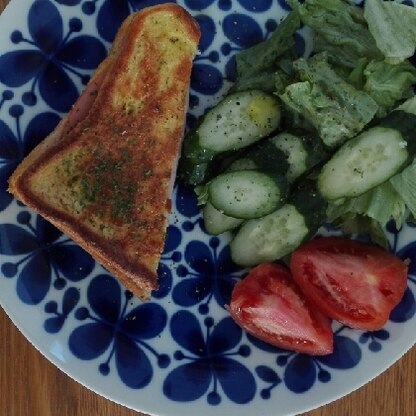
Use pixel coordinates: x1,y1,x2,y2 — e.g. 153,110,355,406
0,1,415,415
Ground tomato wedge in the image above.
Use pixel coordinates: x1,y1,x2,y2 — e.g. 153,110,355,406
290,237,408,331
228,263,333,355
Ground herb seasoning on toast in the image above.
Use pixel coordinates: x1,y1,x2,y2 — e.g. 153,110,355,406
8,4,201,300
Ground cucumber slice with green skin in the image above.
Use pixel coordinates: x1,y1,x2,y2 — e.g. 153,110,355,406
240,138,290,177
202,132,328,234
232,131,328,183
201,158,256,234
271,133,308,182
271,132,329,181
230,180,328,267
202,202,244,235
318,101,416,200
178,90,281,185
227,157,259,172
201,158,258,236
208,170,289,219
290,179,328,232
318,127,407,200
199,90,281,152
178,127,235,186
230,204,309,266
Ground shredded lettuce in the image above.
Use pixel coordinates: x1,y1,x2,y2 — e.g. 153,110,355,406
364,0,416,64
314,36,366,71
274,69,293,95
274,55,296,94
279,53,378,147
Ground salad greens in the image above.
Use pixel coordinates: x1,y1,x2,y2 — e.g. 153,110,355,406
287,0,382,69
364,0,416,64
362,60,416,117
327,182,407,233
390,159,416,220
242,0,416,234
280,53,378,147
180,0,416,254
232,12,300,93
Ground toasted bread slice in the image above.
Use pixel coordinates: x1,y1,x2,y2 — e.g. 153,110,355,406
8,4,200,300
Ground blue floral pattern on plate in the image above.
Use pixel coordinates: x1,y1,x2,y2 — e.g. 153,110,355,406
0,0,107,112
0,0,415,415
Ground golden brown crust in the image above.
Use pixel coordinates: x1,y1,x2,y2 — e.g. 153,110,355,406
8,4,200,300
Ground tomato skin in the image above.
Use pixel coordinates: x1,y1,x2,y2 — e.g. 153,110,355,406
228,263,333,356
290,237,408,331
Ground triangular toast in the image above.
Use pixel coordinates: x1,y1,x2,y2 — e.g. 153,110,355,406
8,4,200,300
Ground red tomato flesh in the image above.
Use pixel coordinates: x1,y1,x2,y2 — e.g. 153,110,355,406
290,237,408,331
228,263,333,355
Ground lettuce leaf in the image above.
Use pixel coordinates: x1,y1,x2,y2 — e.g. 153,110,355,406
327,157,416,247
364,0,416,64
390,158,416,219
363,60,416,117
314,36,367,72
232,12,300,92
347,57,368,89
327,181,407,227
288,0,382,69
329,213,389,249
234,53,296,94
279,53,378,147
232,70,281,93
194,184,209,205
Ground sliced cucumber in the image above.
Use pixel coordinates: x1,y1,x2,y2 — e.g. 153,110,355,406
202,202,243,235
240,138,290,177
179,90,281,185
235,131,328,183
271,133,308,182
230,179,328,267
318,126,409,200
202,159,256,235
203,157,259,233
230,204,309,266
290,179,328,231
200,131,328,235
208,170,288,219
198,90,281,152
227,157,259,172
318,96,416,200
